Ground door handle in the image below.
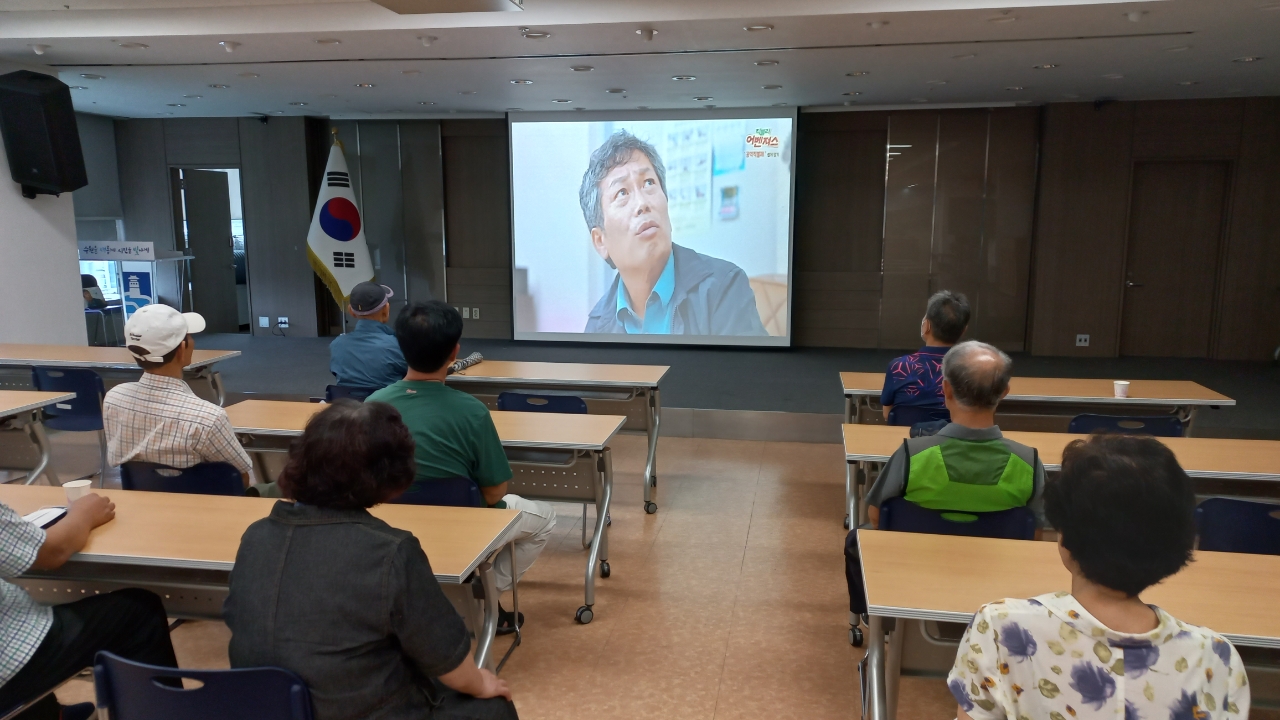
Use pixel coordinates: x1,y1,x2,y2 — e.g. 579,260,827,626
1126,281,1144,288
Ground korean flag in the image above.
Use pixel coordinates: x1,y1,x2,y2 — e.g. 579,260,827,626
307,136,374,304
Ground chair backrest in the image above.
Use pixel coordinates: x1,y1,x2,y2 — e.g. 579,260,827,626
94,651,313,720
324,385,377,403
877,497,1036,540
120,461,244,497
1066,414,1185,437
1196,498,1280,555
391,477,484,508
886,404,950,428
497,391,588,414
30,367,105,431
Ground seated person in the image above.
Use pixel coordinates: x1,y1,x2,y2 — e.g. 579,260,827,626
0,494,177,720
104,305,253,486
368,301,555,634
80,274,107,310
224,401,516,720
328,282,407,391
880,290,970,421
948,434,1250,720
846,341,1045,635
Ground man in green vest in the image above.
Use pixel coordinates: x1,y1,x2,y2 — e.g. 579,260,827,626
845,340,1046,641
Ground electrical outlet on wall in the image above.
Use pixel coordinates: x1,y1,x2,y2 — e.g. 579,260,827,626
472,307,480,320
462,307,470,319
1076,334,1090,347
258,317,269,328
277,317,290,329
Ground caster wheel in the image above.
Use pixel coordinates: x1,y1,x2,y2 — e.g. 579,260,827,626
843,515,851,530
575,606,594,624
849,626,864,647
644,501,658,515
600,561,611,578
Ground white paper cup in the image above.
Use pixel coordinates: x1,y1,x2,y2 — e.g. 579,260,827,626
63,479,92,503
1114,380,1130,399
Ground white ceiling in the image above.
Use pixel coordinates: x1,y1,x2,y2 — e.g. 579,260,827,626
0,0,1275,118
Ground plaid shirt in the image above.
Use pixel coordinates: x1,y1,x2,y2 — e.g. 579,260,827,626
0,502,53,688
103,374,252,475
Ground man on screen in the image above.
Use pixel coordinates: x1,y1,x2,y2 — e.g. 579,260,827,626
578,130,767,336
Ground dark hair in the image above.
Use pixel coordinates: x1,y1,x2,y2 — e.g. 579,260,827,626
942,340,1012,409
1045,434,1196,597
394,300,463,373
925,290,970,344
578,129,668,233
277,400,416,509
130,342,183,371
81,274,100,289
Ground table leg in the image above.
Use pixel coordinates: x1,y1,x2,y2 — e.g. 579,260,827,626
642,388,660,514
495,540,521,673
474,558,500,671
23,411,59,487
886,620,904,719
856,461,872,528
577,448,613,624
845,396,854,425
863,614,888,720
845,460,854,530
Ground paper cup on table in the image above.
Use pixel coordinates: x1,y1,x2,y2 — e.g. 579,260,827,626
63,479,92,503
1114,380,1130,398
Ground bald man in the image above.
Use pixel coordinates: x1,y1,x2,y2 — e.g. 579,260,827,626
845,341,1046,639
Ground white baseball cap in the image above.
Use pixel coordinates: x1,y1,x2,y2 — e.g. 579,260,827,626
124,305,206,363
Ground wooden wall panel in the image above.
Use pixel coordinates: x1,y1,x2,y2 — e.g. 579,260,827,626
353,122,408,320
399,121,447,305
441,120,511,339
1215,98,1280,360
980,107,1040,352
238,117,318,338
880,112,939,349
932,110,988,324
163,118,241,167
1028,102,1135,357
1132,100,1244,159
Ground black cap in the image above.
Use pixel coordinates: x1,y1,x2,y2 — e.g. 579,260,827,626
349,282,393,315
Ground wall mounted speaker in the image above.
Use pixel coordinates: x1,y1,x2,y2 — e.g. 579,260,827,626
0,70,87,199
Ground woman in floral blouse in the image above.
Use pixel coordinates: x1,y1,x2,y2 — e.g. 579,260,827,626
948,433,1250,720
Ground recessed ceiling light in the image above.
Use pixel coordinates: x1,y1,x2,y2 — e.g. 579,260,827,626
166,103,185,107
1005,86,1025,91
1176,81,1199,86
772,103,788,107
988,15,1016,23
744,24,773,31
316,38,341,45
762,84,783,90
672,75,696,81
1102,73,1124,80
238,72,260,78
843,100,857,106
183,94,202,99
289,101,308,106
323,94,339,98
846,71,870,78
693,96,713,101
402,70,421,76
926,80,947,85
867,21,888,28
458,91,476,95
29,44,50,55
1165,46,1191,52
755,60,779,67
355,83,375,88
160,112,174,116
1125,11,1147,21
1033,64,1059,69
418,101,434,105
270,111,284,115
69,86,88,90
510,79,532,85
842,91,862,96
80,73,105,80
605,88,625,94
118,42,148,49
418,35,437,47
218,41,240,53
506,108,523,111
574,107,587,111
520,28,551,39
1234,56,1263,63
571,65,593,72
551,99,573,103
208,83,229,89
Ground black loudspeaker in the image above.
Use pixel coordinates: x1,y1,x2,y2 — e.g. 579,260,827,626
0,70,87,199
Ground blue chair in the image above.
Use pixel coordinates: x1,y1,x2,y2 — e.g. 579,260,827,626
93,651,313,720
1196,498,1280,555
391,477,484,508
877,497,1036,540
31,367,107,483
497,391,588,415
120,461,244,497
324,385,378,403
1067,414,1185,437
886,405,950,428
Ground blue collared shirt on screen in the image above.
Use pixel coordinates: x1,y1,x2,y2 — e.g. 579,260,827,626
615,251,676,334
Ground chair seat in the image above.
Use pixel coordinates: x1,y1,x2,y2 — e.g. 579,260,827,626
42,415,105,433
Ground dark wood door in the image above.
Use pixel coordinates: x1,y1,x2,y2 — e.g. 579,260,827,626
184,170,240,334
1119,162,1229,358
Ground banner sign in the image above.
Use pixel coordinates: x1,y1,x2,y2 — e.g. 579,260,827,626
77,241,155,261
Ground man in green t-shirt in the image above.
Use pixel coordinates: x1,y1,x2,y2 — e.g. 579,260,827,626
368,301,556,634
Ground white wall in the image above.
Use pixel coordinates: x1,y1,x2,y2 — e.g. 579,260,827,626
0,65,88,345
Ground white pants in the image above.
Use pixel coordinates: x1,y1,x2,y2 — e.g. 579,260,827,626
493,494,556,593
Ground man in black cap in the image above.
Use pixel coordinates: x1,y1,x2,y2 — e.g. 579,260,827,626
328,282,407,392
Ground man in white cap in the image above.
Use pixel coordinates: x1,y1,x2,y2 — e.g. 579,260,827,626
328,281,407,391
103,305,253,486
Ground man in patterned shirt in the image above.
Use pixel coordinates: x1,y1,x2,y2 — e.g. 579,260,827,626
104,305,253,486
879,290,970,422
0,494,177,720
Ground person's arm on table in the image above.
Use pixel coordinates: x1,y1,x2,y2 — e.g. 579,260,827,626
33,494,116,570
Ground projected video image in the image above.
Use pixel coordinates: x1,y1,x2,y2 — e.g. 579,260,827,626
511,116,794,346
